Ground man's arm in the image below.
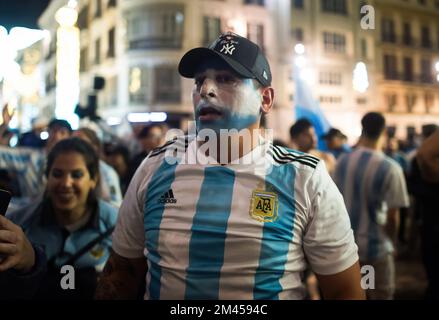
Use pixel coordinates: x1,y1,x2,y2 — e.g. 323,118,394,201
385,208,400,248
316,261,366,300
94,249,147,300
417,129,439,183
0,104,13,140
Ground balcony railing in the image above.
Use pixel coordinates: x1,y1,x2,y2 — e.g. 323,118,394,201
383,72,437,84
128,37,182,50
381,37,438,50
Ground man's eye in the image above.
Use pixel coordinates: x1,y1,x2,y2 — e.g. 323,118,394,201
195,77,205,86
51,170,63,178
72,170,84,179
216,75,233,83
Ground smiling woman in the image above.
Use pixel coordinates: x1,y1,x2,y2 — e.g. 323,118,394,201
6,137,118,299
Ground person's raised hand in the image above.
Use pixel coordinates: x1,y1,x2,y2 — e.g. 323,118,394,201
2,104,15,127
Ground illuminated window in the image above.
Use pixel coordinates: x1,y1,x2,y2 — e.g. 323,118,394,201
382,18,396,43
403,57,413,81
80,47,89,72
294,28,304,42
293,0,304,9
383,54,398,80
129,67,149,104
154,66,181,103
94,38,101,65
421,26,431,48
244,0,265,5
104,76,118,107
95,0,102,18
421,58,432,83
203,16,221,46
323,32,346,53
321,0,347,15
319,72,342,85
402,23,412,46
108,27,115,58
126,4,184,50
247,23,264,52
319,96,342,104
78,5,89,30
360,39,367,59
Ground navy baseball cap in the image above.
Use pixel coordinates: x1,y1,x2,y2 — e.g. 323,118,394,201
178,32,272,87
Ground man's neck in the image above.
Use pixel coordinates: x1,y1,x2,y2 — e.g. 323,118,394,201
197,127,262,164
358,136,382,151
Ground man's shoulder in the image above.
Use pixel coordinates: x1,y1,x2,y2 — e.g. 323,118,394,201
147,135,192,161
381,154,406,176
268,143,320,170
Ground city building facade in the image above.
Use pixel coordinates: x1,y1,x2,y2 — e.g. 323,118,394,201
36,0,439,141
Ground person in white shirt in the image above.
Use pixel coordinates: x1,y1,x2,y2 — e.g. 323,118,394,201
334,112,410,300
95,33,364,300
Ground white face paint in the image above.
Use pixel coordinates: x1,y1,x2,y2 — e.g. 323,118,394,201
192,68,262,133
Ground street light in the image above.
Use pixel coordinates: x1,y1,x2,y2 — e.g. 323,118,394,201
55,3,80,128
294,43,305,55
293,44,315,84
353,62,369,93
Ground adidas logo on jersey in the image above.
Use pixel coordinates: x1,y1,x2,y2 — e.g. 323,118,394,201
159,189,177,204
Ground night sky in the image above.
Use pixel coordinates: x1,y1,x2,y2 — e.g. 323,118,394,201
0,0,51,31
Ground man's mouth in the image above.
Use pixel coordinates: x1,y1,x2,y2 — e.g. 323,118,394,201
197,106,223,121
56,192,75,202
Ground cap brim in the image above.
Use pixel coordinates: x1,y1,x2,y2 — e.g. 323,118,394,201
178,48,254,79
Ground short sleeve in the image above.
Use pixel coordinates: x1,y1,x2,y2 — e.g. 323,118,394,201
111,163,148,259
383,163,410,209
303,161,359,275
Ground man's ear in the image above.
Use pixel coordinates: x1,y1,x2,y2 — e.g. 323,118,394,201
260,87,274,114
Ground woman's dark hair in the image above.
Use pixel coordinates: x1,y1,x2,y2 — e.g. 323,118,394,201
45,137,99,180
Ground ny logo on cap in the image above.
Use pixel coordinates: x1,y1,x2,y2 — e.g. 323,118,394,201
263,70,268,80
220,43,236,55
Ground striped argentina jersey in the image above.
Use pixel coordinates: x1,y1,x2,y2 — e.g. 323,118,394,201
112,136,358,300
0,146,46,197
334,147,409,261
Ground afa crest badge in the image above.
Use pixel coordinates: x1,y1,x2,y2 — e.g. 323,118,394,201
249,189,279,222
90,245,105,260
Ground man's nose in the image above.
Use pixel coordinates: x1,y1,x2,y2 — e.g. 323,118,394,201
60,174,73,187
200,78,217,99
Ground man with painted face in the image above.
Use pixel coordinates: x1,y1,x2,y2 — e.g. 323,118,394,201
96,33,364,300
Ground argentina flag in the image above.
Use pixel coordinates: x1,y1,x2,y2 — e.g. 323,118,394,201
294,66,331,150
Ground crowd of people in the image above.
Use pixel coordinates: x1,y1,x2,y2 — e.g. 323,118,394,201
0,32,438,300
